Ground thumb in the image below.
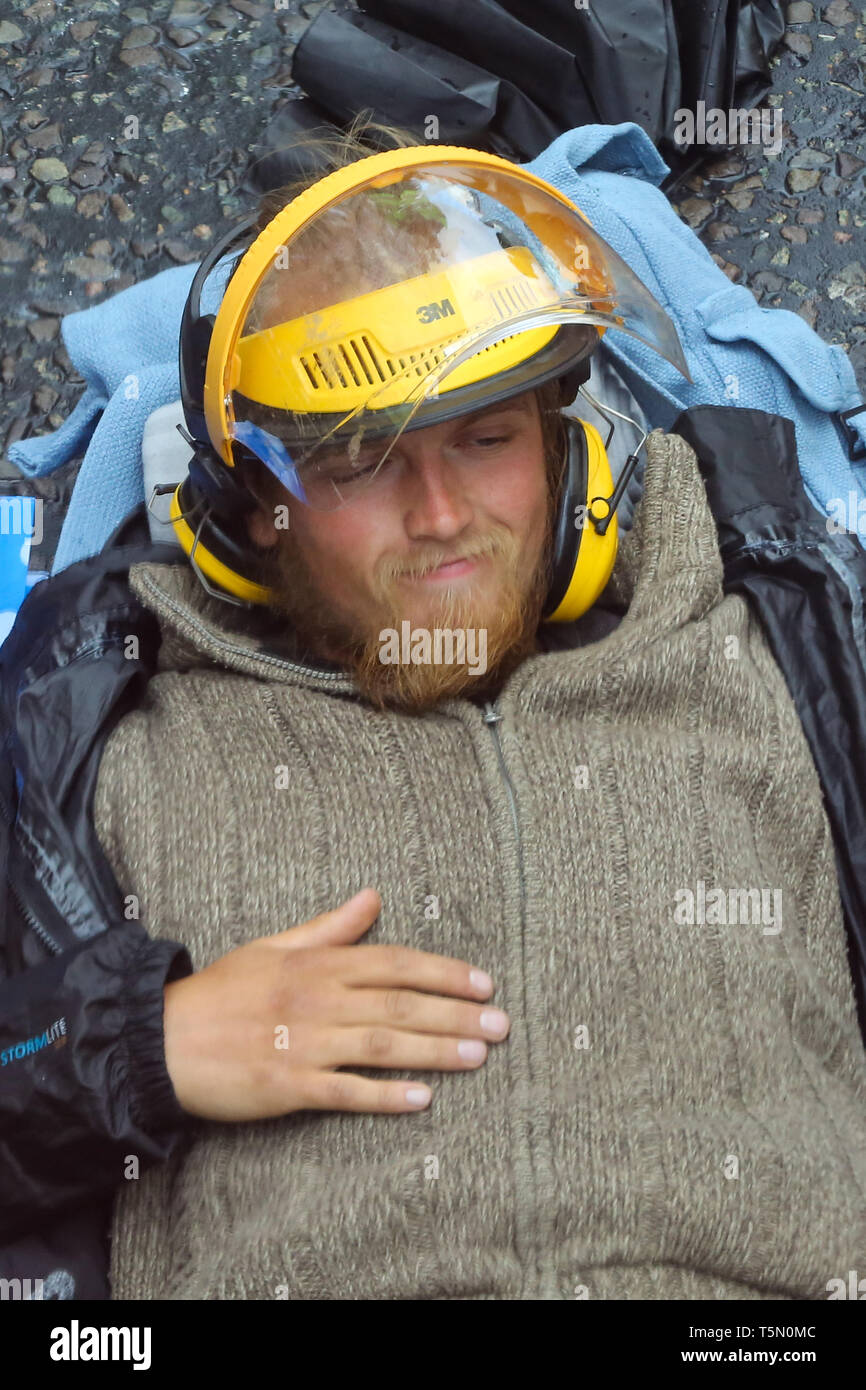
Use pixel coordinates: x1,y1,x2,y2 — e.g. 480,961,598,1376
267,888,382,951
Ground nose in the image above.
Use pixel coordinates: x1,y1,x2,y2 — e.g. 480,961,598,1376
402,448,475,542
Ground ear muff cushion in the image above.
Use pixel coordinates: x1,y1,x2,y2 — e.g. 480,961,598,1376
171,476,274,606
543,417,618,624
543,416,588,620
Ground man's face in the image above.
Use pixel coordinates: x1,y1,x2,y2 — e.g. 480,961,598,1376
245,388,556,712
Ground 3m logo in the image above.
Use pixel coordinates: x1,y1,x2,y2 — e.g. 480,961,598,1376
416,298,455,323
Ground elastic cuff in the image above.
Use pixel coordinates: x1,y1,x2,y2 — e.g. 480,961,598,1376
122,938,195,1136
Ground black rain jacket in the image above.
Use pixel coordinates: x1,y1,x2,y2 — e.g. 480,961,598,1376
0,512,196,1300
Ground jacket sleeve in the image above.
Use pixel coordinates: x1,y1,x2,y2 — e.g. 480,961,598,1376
0,918,196,1244
0,521,203,1243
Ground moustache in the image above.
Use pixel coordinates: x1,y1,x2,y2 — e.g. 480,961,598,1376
377,528,516,586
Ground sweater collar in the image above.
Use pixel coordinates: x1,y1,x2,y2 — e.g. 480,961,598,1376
126,428,723,700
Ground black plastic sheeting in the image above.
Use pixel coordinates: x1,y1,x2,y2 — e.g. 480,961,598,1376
244,0,786,197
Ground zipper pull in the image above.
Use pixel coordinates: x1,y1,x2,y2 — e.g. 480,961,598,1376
482,701,501,724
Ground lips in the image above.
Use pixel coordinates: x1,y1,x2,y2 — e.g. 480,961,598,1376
420,556,479,580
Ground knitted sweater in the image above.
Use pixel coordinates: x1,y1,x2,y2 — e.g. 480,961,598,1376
94,429,866,1300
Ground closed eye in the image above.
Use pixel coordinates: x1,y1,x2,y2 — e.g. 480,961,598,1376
465,433,513,448
327,460,379,485
320,430,517,485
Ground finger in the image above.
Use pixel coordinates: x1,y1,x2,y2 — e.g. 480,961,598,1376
334,988,510,1042
341,941,495,1001
260,889,383,951
293,1069,433,1114
307,1025,489,1071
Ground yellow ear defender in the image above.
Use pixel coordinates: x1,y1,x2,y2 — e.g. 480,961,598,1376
173,144,688,623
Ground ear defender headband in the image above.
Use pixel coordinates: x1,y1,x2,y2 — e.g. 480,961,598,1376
172,145,678,620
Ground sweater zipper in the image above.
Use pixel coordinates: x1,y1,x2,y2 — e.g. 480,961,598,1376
482,701,525,901
481,698,541,1297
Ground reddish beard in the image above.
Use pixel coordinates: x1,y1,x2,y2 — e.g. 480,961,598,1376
260,513,554,713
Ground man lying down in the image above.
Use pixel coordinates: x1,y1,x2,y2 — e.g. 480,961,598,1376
86,119,866,1300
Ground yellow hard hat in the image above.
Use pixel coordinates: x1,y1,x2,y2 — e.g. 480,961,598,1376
204,145,688,510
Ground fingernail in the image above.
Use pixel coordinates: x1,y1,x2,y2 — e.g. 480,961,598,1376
480,1009,509,1038
406,1086,431,1107
458,1039,487,1063
470,968,493,993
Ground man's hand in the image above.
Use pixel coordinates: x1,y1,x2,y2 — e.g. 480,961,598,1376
162,888,510,1121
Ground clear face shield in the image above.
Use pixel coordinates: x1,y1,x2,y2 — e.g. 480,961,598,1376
224,162,689,512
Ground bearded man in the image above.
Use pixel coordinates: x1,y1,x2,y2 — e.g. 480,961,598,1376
4,121,866,1302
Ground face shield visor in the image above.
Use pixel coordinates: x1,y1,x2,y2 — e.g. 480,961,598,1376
220,160,690,512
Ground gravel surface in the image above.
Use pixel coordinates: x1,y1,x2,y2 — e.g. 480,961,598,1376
673,0,866,394
1,0,864,474
0,0,326,467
